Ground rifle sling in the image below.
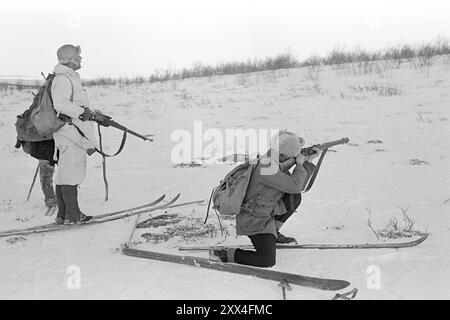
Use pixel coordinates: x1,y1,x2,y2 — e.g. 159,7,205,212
97,124,109,202
69,121,127,157
303,148,328,193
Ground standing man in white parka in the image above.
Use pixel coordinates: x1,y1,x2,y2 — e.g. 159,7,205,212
51,44,99,225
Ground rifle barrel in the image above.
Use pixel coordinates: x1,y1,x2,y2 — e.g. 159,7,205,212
318,137,349,149
280,137,349,170
108,120,152,141
300,137,349,155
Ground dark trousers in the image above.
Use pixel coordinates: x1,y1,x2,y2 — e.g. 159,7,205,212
233,193,302,268
55,185,82,222
55,185,65,220
233,233,277,268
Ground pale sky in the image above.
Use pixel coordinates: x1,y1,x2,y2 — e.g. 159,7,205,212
1,0,449,78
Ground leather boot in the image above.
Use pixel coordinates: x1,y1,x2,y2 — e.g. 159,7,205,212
209,249,228,263
80,213,93,223
276,231,297,244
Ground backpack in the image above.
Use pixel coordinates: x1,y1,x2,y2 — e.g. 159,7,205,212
211,161,258,216
15,73,69,142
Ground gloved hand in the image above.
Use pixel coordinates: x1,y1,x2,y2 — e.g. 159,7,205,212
295,154,307,166
306,147,321,162
92,113,111,127
79,107,96,121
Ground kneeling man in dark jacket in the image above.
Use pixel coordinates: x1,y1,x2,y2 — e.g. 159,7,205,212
211,131,319,267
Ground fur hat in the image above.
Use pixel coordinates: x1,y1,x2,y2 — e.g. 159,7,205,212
57,44,81,64
277,131,303,158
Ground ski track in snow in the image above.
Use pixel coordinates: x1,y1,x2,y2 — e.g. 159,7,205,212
1,59,450,299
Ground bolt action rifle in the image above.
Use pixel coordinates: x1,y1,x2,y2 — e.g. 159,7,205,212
59,111,153,157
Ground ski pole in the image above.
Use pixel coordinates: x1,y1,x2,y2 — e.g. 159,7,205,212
278,279,291,300
26,164,39,201
332,288,358,300
125,211,143,248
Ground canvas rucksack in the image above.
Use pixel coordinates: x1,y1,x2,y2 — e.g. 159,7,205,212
15,73,70,142
211,160,258,216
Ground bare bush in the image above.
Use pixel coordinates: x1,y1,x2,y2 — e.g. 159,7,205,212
409,158,430,166
444,55,450,70
365,206,426,240
176,89,193,109
377,206,424,239
350,83,401,96
236,73,248,86
141,216,229,243
303,65,321,81
366,209,380,240
301,55,322,67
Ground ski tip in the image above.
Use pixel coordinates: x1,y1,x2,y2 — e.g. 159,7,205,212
417,233,429,242
158,194,166,200
171,193,181,201
152,194,166,204
328,280,351,291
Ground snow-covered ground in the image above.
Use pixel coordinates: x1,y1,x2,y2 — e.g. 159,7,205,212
0,57,449,299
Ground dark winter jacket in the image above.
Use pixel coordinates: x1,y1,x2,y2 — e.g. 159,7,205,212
236,158,315,237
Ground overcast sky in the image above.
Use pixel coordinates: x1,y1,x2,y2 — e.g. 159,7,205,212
1,0,449,78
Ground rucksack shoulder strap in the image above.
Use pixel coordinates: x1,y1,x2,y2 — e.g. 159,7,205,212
53,73,74,102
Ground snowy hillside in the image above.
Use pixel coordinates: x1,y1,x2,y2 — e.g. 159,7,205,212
0,57,449,299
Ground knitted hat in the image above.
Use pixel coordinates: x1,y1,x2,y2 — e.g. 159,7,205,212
276,131,303,158
57,44,81,64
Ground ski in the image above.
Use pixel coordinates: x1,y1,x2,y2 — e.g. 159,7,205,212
121,247,351,291
0,194,178,238
0,195,205,238
0,194,166,236
94,194,166,220
178,234,428,251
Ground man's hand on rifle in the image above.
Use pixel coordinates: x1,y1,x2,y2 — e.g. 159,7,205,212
79,107,96,121
295,154,307,166
79,107,111,126
306,147,321,163
92,112,111,127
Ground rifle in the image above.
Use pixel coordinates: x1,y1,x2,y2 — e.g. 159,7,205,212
280,137,349,192
281,137,349,170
